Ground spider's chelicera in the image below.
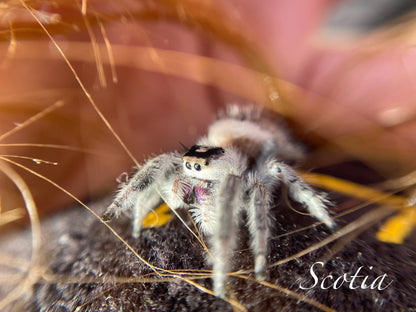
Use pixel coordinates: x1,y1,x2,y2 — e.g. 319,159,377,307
102,105,335,297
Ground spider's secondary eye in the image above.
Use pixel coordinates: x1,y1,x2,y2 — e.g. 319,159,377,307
194,163,201,171
185,162,192,170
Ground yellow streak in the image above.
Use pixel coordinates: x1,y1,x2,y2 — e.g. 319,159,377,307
376,207,416,243
142,203,172,228
301,172,408,208
301,172,415,243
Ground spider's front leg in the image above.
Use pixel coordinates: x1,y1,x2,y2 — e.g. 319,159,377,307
102,153,181,237
211,174,272,297
211,174,242,298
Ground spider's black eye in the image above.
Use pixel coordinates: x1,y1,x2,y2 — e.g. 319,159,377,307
194,163,201,171
185,162,192,170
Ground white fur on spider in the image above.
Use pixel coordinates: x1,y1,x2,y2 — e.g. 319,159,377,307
102,104,336,298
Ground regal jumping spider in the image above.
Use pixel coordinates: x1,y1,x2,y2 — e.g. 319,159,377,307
102,105,335,297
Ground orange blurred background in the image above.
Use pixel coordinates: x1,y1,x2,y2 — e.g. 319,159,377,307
1,0,416,225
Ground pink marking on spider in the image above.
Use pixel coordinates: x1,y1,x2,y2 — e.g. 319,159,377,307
194,185,208,205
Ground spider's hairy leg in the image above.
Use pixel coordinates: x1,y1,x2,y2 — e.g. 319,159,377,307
211,174,241,298
131,188,163,238
269,161,336,229
247,181,271,281
102,153,180,226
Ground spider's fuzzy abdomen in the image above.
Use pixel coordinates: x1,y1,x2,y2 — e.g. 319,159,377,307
201,107,304,164
203,119,272,150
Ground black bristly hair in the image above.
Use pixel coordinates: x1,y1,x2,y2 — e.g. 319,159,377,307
183,145,225,159
178,142,190,153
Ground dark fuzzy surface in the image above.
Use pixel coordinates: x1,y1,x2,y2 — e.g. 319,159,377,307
0,162,408,311
21,194,416,312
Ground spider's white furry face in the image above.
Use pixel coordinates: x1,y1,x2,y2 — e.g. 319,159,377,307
182,145,246,180
102,104,336,298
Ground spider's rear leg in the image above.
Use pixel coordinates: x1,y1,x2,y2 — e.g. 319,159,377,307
247,182,271,281
269,161,336,229
211,174,241,298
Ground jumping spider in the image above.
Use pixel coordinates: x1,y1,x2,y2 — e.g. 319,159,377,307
102,105,335,297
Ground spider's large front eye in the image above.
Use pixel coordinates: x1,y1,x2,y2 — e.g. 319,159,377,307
185,162,192,170
194,163,201,171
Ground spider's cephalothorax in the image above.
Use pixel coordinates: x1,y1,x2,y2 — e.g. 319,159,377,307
182,145,226,179
102,105,335,297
